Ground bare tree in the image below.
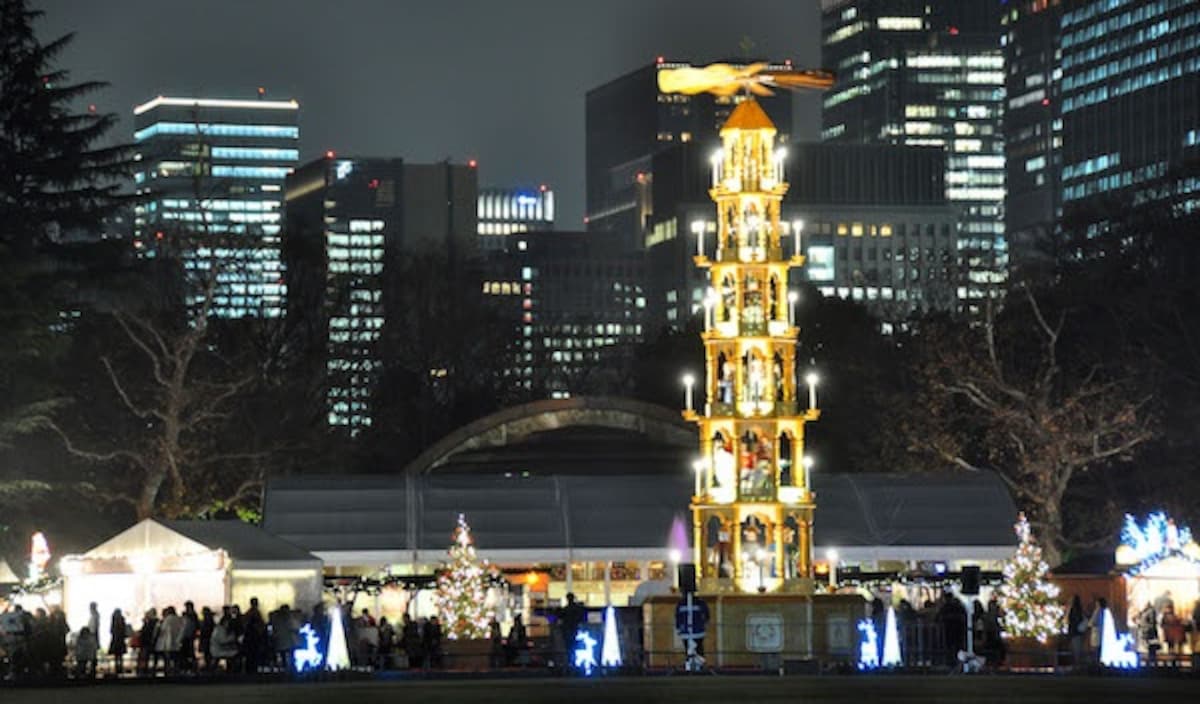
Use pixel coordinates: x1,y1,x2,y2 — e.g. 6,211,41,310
909,287,1156,565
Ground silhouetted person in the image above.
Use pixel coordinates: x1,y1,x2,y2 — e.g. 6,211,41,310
109,609,128,676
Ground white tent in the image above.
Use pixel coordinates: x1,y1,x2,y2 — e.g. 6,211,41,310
60,519,322,646
0,559,20,585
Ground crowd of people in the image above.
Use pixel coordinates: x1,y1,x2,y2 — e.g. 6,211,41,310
0,597,460,681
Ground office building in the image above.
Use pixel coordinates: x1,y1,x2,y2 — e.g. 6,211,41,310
586,58,793,251
820,0,1006,313
1001,0,1064,280
1058,0,1200,229
644,141,957,332
483,231,645,398
131,95,300,318
477,186,555,252
285,156,477,434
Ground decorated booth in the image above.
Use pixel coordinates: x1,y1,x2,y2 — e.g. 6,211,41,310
60,518,322,643
1117,513,1200,618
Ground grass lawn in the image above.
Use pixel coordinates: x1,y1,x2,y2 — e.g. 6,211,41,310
5,674,1200,704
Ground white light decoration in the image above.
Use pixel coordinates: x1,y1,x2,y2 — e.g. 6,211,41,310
998,513,1063,642
436,514,492,639
601,605,622,668
805,372,819,410
1119,512,1196,574
882,606,902,667
28,532,51,583
682,374,695,412
1099,608,1138,669
857,619,879,670
325,606,350,671
294,623,322,672
574,629,598,676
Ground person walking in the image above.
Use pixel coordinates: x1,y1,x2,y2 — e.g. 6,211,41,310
243,597,266,674
198,607,215,672
155,607,184,675
488,617,504,669
108,609,128,677
179,602,198,674
1161,603,1185,660
74,627,99,679
137,608,158,676
378,617,395,670
402,614,423,670
86,603,100,643
423,616,443,669
507,614,528,667
210,607,240,673
48,608,70,679
1067,595,1085,670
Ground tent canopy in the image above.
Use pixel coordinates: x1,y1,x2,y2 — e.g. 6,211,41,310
79,518,320,571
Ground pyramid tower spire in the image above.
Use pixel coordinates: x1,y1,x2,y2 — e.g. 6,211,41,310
686,98,819,594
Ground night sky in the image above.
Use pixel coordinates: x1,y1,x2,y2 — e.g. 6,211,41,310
37,0,822,227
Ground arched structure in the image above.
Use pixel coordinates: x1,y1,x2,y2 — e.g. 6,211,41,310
402,397,696,476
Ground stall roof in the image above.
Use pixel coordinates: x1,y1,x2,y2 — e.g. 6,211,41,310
162,520,320,566
78,519,320,570
263,472,1017,561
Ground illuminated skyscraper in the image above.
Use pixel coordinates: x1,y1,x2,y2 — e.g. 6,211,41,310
131,95,300,318
285,156,477,434
477,186,555,252
1057,0,1200,226
820,0,1006,314
1001,0,1063,281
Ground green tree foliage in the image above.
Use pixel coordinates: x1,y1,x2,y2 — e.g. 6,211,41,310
435,514,491,640
998,513,1064,642
0,0,132,253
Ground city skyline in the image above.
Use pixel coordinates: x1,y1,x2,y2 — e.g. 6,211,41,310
36,0,823,228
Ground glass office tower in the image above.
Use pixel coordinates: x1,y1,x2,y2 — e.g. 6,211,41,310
132,95,300,318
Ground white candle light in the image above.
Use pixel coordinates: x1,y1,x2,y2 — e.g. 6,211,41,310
826,548,839,590
787,290,799,326
805,371,819,411
802,455,814,490
792,219,804,258
683,373,695,412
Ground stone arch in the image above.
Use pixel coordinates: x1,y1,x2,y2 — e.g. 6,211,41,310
401,396,696,475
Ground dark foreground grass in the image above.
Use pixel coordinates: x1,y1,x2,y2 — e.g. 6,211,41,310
5,674,1200,704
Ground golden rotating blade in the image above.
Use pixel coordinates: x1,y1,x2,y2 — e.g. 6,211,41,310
657,62,834,96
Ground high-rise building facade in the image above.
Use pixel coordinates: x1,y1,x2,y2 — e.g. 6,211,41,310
644,141,957,333
820,0,1006,313
586,59,793,251
285,156,477,434
1002,0,1064,280
477,186,554,252
1057,0,1200,227
482,231,645,398
132,95,300,318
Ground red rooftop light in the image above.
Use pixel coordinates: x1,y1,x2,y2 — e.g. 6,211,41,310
949,26,960,35
656,55,665,64
468,159,478,168
325,150,335,158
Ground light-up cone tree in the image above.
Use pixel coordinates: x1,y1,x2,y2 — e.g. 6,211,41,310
998,512,1064,643
436,513,491,639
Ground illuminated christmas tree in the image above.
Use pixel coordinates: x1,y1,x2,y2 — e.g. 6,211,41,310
436,514,491,639
998,513,1064,642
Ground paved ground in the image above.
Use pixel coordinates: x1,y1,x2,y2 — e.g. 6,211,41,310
5,674,1200,704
